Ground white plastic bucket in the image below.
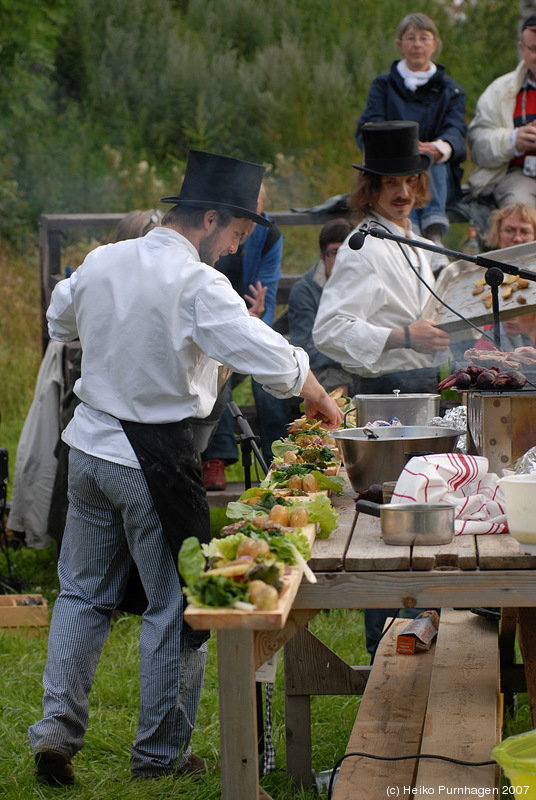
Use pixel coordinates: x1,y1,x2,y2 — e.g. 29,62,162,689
498,474,536,555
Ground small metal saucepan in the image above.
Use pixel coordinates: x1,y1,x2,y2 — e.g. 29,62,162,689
356,499,455,546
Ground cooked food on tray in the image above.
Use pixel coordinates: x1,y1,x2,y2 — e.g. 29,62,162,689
178,518,316,611
225,487,340,538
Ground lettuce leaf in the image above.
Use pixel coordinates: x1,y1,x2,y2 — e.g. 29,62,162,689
312,470,345,495
185,575,249,608
271,440,299,458
178,536,206,587
202,532,246,562
302,494,339,538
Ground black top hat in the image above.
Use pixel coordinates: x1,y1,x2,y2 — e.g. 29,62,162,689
160,150,270,228
353,121,432,176
522,14,536,31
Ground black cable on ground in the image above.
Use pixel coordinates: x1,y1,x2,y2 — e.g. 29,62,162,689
327,751,495,800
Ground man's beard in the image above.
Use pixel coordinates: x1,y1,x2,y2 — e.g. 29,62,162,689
198,228,221,266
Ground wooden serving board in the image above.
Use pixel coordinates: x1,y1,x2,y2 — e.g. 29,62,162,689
423,240,536,333
183,523,318,631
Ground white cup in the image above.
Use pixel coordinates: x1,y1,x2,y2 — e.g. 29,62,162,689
498,474,536,554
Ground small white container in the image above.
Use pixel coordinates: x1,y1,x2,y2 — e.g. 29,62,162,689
498,474,536,554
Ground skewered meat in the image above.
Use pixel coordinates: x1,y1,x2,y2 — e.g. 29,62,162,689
464,346,536,369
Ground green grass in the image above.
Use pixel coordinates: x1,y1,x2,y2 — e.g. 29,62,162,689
0,544,365,798
0,545,533,797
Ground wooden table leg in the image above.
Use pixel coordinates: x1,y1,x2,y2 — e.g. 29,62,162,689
517,607,536,728
217,629,259,800
500,608,519,714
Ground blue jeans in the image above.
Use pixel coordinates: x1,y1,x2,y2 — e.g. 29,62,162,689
364,607,423,659
28,449,207,776
410,162,453,237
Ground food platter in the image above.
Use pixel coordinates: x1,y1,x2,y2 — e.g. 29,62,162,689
183,523,317,630
423,240,536,333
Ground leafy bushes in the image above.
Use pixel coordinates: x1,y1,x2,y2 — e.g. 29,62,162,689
0,0,522,238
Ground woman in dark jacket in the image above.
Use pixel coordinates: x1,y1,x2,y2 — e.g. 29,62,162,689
356,12,467,244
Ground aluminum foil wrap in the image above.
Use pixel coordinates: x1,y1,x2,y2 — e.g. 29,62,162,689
428,405,467,452
515,447,536,474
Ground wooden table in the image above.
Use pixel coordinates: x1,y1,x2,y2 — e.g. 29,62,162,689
189,476,536,800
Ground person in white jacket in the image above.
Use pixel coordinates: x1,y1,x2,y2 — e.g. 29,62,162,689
313,120,450,397
468,15,536,207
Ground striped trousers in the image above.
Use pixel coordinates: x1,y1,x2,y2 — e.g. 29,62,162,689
28,448,207,777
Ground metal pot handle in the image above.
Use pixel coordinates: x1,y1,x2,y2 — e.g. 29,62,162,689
342,406,356,428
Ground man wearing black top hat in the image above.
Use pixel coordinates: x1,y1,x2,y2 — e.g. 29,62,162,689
314,120,450,397
314,121,450,656
28,149,343,791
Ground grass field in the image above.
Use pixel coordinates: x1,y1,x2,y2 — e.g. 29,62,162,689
0,541,533,798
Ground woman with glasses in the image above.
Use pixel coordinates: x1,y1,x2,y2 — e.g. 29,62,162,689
356,12,467,245
473,202,536,351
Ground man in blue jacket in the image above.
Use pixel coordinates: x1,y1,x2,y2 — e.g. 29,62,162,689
356,12,466,244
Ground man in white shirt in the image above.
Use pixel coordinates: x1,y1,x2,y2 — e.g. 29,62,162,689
313,120,450,397
313,122,449,658
28,150,342,791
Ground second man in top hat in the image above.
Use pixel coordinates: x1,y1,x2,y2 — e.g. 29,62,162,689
313,120,450,397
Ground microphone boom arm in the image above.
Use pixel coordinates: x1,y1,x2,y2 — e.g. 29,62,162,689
364,227,536,282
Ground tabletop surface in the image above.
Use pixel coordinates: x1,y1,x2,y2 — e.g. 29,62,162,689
311,480,536,574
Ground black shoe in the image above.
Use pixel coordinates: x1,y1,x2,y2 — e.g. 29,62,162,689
35,749,76,785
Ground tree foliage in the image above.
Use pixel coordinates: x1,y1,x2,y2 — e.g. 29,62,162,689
0,0,523,239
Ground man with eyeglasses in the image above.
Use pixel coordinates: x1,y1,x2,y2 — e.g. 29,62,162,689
356,12,467,245
468,14,536,208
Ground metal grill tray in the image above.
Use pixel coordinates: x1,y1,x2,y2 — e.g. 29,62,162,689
423,240,536,332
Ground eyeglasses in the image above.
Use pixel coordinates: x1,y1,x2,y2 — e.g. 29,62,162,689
500,226,534,238
401,34,436,44
324,246,341,258
520,40,536,53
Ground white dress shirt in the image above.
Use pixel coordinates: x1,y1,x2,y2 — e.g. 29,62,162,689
312,214,445,378
48,226,309,466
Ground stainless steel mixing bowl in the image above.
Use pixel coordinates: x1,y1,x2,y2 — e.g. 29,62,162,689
334,425,460,493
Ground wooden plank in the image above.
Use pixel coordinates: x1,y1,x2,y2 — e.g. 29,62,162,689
0,594,48,629
217,629,260,800
412,534,478,571
285,626,369,696
517,607,536,728
252,608,317,672
310,488,357,571
477,533,536,569
184,524,317,630
345,514,411,571
332,619,435,800
414,609,500,792
294,570,536,611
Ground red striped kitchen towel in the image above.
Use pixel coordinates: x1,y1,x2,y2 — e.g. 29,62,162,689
391,453,508,534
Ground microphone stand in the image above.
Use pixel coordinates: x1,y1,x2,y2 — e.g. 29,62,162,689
227,400,268,485
226,400,269,774
361,227,536,351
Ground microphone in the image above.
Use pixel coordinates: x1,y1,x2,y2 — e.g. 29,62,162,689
348,223,387,250
348,229,366,250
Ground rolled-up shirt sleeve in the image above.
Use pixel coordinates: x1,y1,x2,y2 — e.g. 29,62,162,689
193,278,310,399
47,271,80,342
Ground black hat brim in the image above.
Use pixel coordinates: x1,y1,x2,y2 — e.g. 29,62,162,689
158,197,271,228
352,152,433,176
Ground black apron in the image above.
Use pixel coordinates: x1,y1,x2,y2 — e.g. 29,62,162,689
119,418,211,647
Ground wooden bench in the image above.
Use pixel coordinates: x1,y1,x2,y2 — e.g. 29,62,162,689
332,609,501,799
